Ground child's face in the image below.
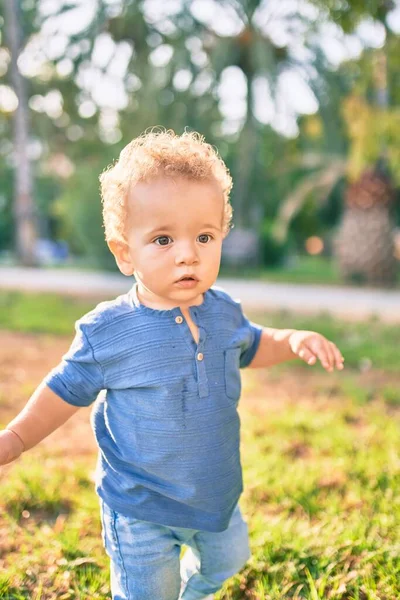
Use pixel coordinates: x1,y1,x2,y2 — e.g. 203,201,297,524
109,176,225,309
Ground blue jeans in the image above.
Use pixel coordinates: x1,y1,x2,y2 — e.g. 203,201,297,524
99,498,251,600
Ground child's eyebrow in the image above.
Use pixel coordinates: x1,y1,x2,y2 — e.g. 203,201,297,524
147,224,220,235
147,225,175,235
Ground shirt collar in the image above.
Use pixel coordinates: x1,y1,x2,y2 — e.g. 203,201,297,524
129,281,212,318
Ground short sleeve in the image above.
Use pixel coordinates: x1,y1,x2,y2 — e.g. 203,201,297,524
43,320,104,407
238,307,263,369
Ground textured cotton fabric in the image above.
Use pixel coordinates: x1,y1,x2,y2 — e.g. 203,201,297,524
44,282,263,532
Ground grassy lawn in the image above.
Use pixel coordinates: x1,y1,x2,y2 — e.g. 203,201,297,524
219,255,400,288
219,256,343,286
0,291,399,599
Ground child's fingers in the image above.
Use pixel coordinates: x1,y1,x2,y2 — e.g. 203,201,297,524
298,341,344,371
307,341,336,371
324,341,336,371
330,342,344,370
318,342,343,371
298,347,317,365
313,343,332,371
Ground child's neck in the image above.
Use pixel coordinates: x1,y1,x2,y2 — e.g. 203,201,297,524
136,284,204,312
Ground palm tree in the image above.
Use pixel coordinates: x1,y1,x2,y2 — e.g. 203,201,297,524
333,45,398,287
334,162,397,286
272,17,399,287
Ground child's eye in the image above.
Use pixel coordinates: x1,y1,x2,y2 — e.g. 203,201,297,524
154,236,172,246
198,234,213,244
154,234,213,246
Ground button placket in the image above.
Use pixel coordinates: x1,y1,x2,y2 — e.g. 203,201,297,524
173,310,196,354
194,326,209,398
173,309,209,398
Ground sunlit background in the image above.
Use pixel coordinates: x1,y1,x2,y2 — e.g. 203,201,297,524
1,0,399,286
1,5,400,599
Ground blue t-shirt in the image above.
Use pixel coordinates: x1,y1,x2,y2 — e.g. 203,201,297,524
44,282,263,532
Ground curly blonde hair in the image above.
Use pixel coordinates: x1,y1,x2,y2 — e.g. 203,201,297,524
99,128,233,245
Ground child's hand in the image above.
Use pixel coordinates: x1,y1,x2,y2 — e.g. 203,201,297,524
288,330,344,372
0,429,24,466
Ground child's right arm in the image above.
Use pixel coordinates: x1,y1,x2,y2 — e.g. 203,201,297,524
1,315,105,466
0,381,80,466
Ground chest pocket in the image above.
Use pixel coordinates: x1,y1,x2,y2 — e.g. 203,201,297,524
224,347,242,400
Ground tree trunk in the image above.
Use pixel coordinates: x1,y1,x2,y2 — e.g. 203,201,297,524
4,0,37,266
223,43,261,267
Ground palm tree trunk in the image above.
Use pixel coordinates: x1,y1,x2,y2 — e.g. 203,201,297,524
334,43,397,287
4,0,37,266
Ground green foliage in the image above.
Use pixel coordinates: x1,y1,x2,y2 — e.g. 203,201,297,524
1,0,399,268
260,221,292,267
55,163,116,270
343,94,400,184
289,196,324,249
0,168,14,251
317,176,345,231
308,0,394,32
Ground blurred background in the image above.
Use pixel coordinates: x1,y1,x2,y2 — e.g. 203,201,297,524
1,0,399,287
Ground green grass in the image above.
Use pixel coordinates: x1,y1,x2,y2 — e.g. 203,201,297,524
0,456,109,599
1,378,398,599
219,390,400,599
220,255,343,286
0,291,97,335
220,255,400,288
0,290,399,599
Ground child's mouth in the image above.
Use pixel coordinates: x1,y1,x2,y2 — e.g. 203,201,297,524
175,277,199,288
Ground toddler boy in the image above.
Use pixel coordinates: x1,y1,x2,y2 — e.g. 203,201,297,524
0,129,344,600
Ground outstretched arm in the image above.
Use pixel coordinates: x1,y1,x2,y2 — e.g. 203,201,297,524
0,381,80,465
248,327,344,372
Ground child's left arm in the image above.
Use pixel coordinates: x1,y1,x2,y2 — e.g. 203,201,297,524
248,326,344,372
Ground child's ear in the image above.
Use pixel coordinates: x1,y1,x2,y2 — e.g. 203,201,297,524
108,240,135,276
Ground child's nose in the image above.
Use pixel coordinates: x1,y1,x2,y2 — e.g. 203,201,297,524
174,243,199,265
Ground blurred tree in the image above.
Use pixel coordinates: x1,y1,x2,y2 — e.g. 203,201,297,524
333,52,399,286
1,0,398,276
182,0,319,264
271,5,399,285
54,158,116,269
169,0,399,266
3,0,37,265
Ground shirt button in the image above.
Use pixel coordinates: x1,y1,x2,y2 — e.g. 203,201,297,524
197,352,204,361
175,316,183,324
